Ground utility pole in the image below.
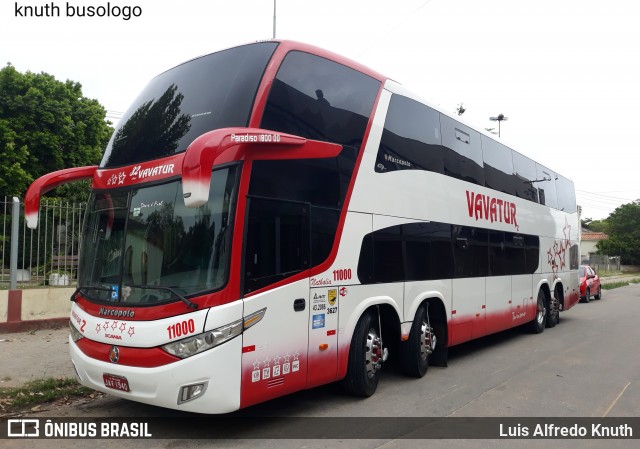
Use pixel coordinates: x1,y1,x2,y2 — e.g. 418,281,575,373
273,0,277,39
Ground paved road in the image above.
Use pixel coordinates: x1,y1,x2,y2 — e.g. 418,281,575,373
2,283,639,448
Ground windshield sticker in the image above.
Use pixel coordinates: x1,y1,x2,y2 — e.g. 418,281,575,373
110,285,119,301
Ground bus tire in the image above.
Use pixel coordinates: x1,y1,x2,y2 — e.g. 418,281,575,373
342,310,382,397
528,289,547,334
400,305,430,378
546,292,559,328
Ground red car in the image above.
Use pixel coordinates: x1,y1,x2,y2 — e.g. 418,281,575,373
579,265,602,302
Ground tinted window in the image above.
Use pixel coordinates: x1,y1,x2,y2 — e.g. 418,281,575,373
512,152,539,203
536,164,558,208
524,234,540,273
357,222,538,284
570,244,579,270
489,230,508,276
482,136,516,196
372,227,404,283
102,42,278,168
453,226,488,277
375,95,444,173
249,149,356,209
244,198,310,293
505,232,526,274
556,174,577,212
261,51,380,149
440,115,485,186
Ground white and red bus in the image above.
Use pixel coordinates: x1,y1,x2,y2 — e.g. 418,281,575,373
25,40,580,413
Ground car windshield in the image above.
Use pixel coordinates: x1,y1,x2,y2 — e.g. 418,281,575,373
579,266,585,277
78,166,238,305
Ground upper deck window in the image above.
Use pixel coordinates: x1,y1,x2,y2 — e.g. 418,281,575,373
101,42,278,168
261,51,380,149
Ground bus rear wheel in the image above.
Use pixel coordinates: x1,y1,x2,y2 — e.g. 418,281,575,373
546,293,559,328
400,305,433,378
529,290,547,334
342,310,385,397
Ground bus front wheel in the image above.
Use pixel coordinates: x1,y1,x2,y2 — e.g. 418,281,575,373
342,310,385,397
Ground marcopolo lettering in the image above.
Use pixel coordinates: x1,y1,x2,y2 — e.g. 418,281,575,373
99,307,135,318
466,190,519,230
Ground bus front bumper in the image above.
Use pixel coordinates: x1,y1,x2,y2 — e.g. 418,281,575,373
70,335,242,414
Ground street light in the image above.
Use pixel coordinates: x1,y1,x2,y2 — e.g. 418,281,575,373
489,113,508,137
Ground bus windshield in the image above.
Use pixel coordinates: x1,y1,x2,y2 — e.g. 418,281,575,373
101,42,278,168
78,166,238,305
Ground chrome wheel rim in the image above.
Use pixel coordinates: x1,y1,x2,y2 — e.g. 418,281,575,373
365,328,382,378
536,297,546,325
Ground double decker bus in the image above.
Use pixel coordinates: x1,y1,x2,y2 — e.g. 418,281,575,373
25,40,580,413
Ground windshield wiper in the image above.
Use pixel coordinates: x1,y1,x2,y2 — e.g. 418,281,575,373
129,284,199,309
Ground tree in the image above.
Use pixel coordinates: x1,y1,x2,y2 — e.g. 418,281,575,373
597,202,640,264
0,63,113,197
581,217,608,232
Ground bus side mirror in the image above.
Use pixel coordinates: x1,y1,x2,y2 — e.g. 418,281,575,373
24,166,97,229
181,128,341,208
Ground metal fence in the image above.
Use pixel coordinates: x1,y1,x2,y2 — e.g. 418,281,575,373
1,195,86,288
588,254,621,273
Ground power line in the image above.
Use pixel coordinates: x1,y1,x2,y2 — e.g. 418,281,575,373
576,190,636,202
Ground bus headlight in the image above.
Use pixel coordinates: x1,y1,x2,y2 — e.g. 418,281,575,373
162,308,266,359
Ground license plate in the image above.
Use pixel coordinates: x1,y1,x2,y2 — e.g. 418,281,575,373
103,373,130,392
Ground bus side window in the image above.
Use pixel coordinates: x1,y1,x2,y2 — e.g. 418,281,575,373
243,198,310,294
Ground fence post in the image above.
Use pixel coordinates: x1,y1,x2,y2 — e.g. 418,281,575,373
10,197,20,289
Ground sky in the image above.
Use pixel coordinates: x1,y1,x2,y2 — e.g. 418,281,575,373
2,0,639,221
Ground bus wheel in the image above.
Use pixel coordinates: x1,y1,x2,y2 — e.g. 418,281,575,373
546,293,559,328
342,310,385,397
529,290,547,334
400,305,433,378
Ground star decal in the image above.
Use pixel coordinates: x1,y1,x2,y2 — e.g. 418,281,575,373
273,354,281,365
103,321,109,330
262,357,271,368
252,360,261,370
111,321,118,330
293,351,299,361
127,326,135,337
283,353,291,363
117,172,126,185
119,322,126,333
95,323,102,333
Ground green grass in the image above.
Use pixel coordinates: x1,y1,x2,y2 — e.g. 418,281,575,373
602,278,640,290
0,377,96,415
